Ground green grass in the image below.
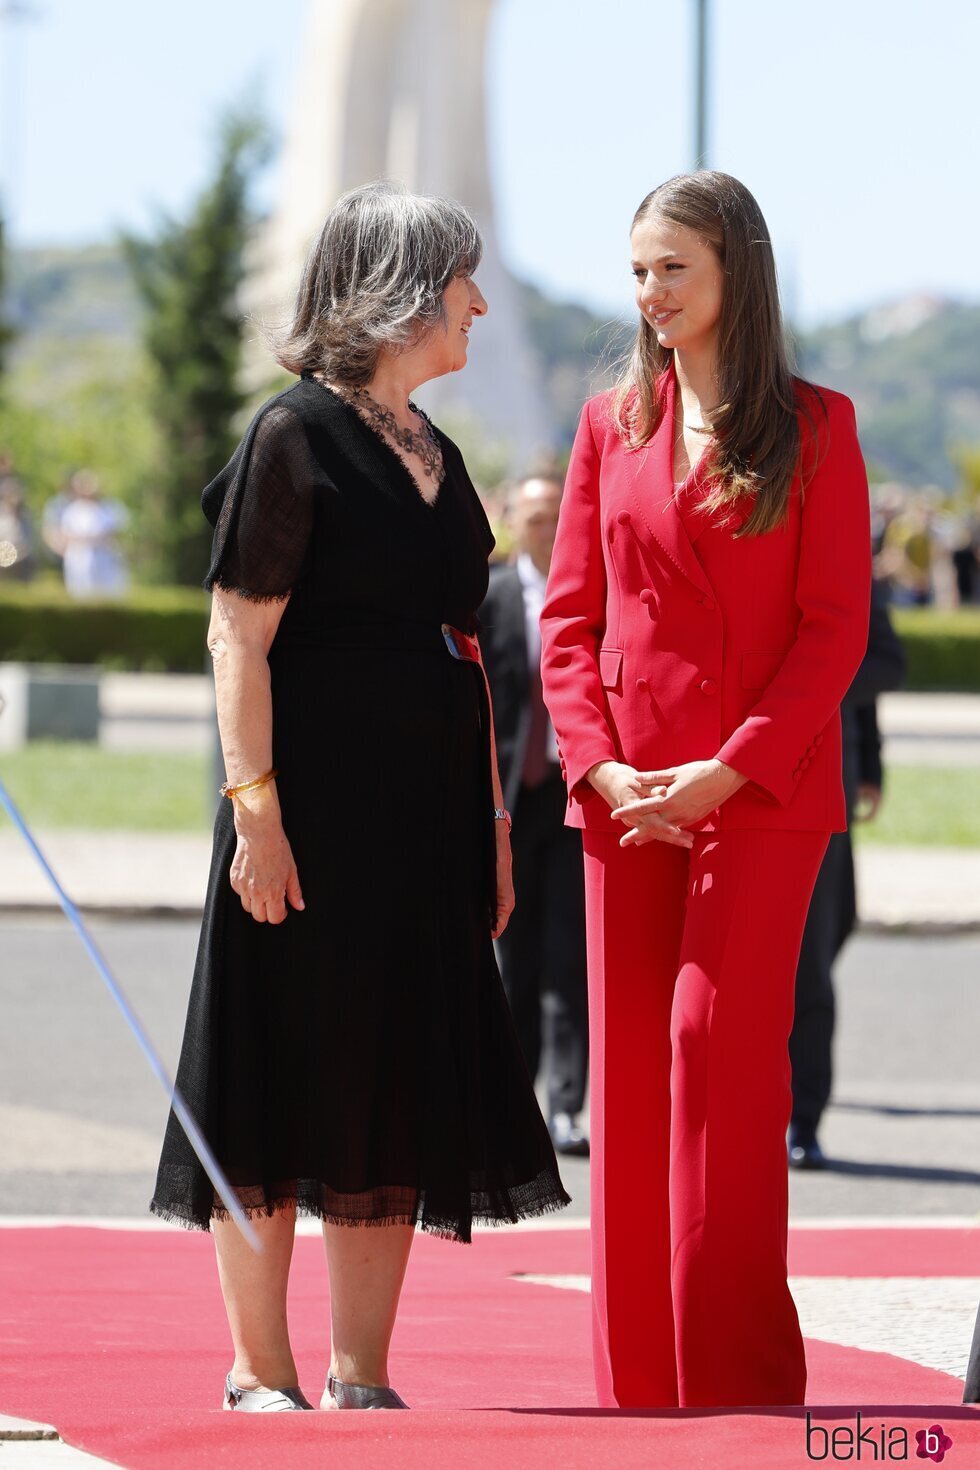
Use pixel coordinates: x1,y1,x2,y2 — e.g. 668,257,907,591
852,766,980,848
0,745,976,847
0,742,211,831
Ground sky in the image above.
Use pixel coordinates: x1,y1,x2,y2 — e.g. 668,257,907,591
2,0,978,328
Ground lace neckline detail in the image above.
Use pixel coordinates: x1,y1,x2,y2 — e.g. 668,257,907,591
304,372,446,507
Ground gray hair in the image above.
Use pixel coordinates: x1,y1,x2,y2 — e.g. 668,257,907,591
275,180,483,385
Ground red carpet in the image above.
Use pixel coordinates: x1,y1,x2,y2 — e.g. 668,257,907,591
0,1223,977,1468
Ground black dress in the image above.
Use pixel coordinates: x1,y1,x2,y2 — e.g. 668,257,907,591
150,374,571,1243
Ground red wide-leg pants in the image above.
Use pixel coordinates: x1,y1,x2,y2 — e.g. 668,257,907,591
582,827,829,1408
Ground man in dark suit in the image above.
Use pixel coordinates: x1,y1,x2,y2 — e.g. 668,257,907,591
789,580,906,1168
479,474,590,1156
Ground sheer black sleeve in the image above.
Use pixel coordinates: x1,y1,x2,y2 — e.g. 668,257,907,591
202,401,317,602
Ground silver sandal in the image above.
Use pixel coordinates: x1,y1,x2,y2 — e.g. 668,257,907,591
224,1372,314,1411
325,1373,409,1409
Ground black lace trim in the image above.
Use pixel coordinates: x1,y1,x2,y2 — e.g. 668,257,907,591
305,374,446,502
149,1170,571,1246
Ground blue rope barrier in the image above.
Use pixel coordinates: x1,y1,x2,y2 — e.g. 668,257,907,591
0,773,261,1252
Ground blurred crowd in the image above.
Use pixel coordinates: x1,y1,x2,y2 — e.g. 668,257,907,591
2,444,978,610
483,475,980,610
871,483,980,608
0,453,129,596
484,470,980,608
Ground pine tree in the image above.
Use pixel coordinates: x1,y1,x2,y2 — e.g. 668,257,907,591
122,112,269,584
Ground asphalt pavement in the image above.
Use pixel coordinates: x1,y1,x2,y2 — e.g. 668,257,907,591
0,917,977,1225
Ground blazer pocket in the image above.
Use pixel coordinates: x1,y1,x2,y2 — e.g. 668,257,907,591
741,650,787,690
598,647,624,693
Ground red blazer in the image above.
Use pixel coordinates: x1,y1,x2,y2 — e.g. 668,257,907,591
540,371,872,833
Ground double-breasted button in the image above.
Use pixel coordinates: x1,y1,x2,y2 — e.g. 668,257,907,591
700,596,716,611
616,510,631,525
636,677,649,693
639,588,654,605
699,677,717,696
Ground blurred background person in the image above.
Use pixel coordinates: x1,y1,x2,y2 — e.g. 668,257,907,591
951,514,979,605
0,470,36,581
879,500,934,605
40,471,77,566
58,469,130,598
478,472,590,1157
789,580,906,1168
479,484,516,563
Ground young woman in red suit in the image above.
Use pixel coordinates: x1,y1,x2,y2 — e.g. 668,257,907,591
540,171,871,1409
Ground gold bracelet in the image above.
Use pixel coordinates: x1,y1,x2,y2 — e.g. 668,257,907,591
220,767,278,800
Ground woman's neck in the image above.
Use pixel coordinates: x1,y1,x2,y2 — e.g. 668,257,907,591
362,357,424,428
673,345,720,425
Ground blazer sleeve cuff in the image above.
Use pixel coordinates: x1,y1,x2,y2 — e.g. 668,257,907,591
715,727,796,808
565,740,620,805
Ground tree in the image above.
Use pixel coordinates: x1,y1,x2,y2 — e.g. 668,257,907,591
0,205,17,387
122,112,269,584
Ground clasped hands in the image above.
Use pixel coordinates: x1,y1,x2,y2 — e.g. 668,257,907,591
587,758,747,849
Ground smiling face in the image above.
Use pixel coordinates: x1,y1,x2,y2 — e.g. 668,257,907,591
630,213,725,358
428,271,488,376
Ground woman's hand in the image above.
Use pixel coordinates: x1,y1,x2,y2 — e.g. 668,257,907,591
611,759,746,846
229,787,305,924
491,821,515,939
587,760,694,850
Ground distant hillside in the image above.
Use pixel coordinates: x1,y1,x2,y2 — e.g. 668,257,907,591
516,280,626,444
6,244,142,402
5,243,978,487
795,296,980,488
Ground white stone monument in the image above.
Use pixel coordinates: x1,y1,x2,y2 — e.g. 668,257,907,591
249,0,552,467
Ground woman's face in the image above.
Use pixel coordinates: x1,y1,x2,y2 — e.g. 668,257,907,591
432,271,488,375
630,213,724,356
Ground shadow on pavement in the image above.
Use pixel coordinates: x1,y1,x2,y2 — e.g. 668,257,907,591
819,1159,980,1186
834,1100,980,1120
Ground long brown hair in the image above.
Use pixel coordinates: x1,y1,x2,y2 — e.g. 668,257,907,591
612,171,822,537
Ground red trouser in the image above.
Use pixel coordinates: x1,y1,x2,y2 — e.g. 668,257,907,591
582,827,829,1408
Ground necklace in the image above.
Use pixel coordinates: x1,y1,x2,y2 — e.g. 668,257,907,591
674,421,714,446
330,381,444,484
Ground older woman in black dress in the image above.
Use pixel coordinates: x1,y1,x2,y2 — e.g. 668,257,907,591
151,182,570,1412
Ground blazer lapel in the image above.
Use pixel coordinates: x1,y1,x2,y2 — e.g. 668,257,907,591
626,370,716,599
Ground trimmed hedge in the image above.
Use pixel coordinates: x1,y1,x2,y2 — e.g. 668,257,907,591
0,586,978,689
0,583,209,672
892,608,980,692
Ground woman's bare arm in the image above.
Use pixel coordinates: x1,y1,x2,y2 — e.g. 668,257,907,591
207,587,304,924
